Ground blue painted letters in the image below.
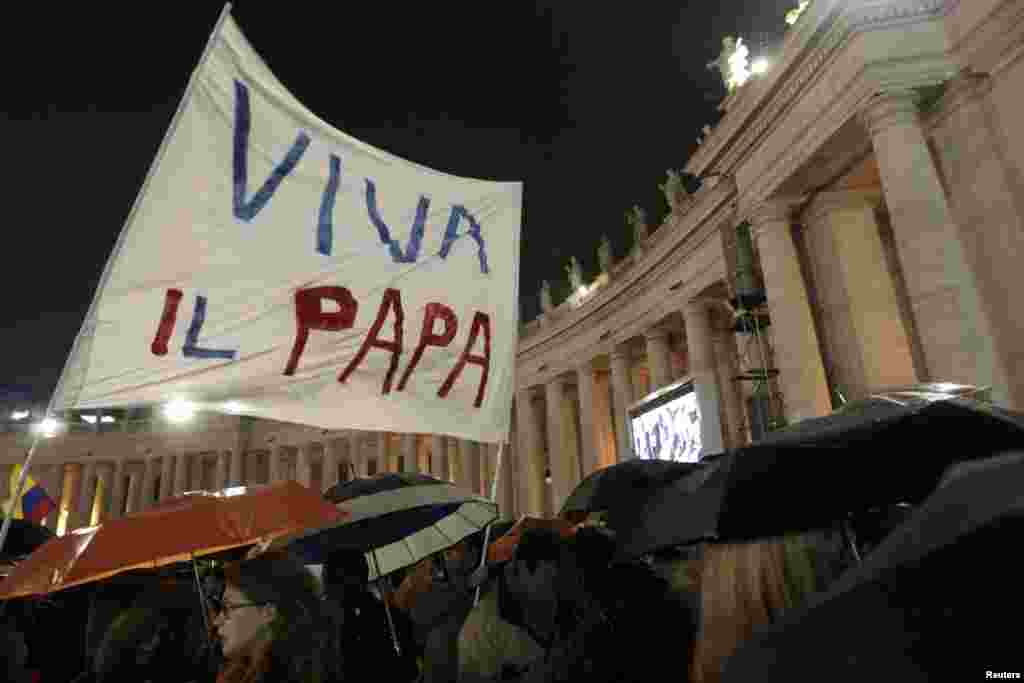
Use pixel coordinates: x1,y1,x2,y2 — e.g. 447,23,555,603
438,205,490,274
365,180,429,264
317,154,342,255
183,296,238,360
233,80,310,222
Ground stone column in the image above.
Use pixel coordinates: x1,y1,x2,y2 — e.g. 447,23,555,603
297,444,314,488
497,439,516,519
43,465,63,531
609,346,635,461
77,461,97,528
95,464,113,523
481,444,496,498
190,456,204,492
349,433,367,477
803,190,918,399
448,438,464,485
376,433,391,474
592,370,617,469
430,435,447,479
931,71,1024,408
125,473,141,515
214,452,228,490
107,459,126,519
464,441,483,495
268,447,283,484
515,388,547,517
229,449,244,487
862,89,1015,405
749,202,831,422
160,455,174,501
683,299,726,458
644,326,675,390
545,375,581,512
139,452,157,510
173,453,189,496
324,439,343,492
400,434,419,473
575,360,600,478
712,328,748,450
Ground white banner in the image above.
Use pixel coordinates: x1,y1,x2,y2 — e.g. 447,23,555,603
54,11,522,443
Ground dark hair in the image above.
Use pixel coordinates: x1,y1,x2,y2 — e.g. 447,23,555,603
223,552,341,683
513,528,564,574
93,583,213,683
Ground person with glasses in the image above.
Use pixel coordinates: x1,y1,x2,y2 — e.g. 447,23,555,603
212,551,342,683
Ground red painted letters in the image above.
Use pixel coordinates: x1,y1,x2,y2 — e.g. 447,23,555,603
338,288,404,393
284,286,358,376
438,312,491,408
397,303,458,392
151,289,184,356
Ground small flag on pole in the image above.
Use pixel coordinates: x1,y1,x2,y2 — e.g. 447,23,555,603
7,464,56,525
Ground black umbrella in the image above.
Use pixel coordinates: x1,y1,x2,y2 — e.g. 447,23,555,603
559,460,704,523
721,451,1024,682
296,473,498,580
616,398,1024,559
0,518,53,561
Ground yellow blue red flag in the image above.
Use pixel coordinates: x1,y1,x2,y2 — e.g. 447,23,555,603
7,464,56,525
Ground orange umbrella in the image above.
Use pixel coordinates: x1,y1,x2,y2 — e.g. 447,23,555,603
0,481,347,600
487,516,579,564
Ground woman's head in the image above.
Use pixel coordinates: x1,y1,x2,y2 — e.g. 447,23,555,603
691,533,846,683
215,552,338,683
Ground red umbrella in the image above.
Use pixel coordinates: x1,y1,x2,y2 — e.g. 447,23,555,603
0,481,347,599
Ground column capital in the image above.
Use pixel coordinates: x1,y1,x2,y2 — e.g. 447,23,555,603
859,90,921,138
642,325,672,343
574,356,598,373
743,199,802,235
545,373,571,391
941,68,992,110
682,297,718,318
803,189,884,227
608,344,633,363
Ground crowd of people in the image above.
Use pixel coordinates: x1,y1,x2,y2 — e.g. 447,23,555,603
0,510,896,683
3,403,1022,682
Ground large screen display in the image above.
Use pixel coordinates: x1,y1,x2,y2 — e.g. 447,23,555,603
630,384,702,462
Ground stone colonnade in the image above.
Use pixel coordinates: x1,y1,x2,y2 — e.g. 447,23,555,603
515,299,748,518
1,429,514,537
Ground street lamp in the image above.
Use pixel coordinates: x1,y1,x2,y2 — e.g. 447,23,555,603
35,417,61,438
224,401,244,414
163,399,196,423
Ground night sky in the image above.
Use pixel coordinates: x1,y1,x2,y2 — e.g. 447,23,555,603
0,1,794,402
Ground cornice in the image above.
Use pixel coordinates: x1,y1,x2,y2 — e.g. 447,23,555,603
688,0,955,184
518,178,735,353
516,220,732,381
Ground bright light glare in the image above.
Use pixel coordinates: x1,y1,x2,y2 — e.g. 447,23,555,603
224,401,244,414
81,415,97,425
101,415,115,424
11,410,30,421
751,58,770,75
36,417,61,438
163,399,197,423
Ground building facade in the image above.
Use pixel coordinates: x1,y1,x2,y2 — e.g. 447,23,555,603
4,0,1024,533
